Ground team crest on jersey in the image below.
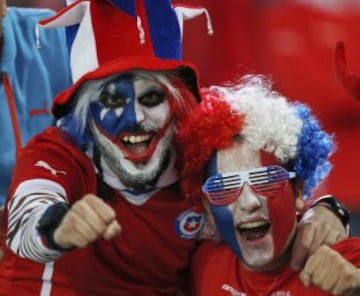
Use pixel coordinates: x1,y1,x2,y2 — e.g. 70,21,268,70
175,209,204,240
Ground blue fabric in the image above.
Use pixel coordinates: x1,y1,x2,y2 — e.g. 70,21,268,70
0,8,72,204
144,0,181,60
108,0,135,16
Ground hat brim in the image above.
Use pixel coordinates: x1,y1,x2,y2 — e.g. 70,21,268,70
52,55,201,119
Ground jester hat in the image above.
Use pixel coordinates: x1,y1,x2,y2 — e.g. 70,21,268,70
40,0,213,118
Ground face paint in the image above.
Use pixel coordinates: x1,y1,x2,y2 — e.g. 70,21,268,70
90,77,137,137
205,139,297,270
207,152,243,259
89,74,174,189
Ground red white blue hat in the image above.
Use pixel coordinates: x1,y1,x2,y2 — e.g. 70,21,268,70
40,0,213,118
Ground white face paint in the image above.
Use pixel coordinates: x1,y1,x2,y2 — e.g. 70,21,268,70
90,74,174,190
208,138,297,271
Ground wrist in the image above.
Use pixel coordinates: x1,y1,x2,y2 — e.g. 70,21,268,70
37,202,74,252
310,195,350,233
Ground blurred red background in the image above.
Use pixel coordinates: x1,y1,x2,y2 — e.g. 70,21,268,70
8,1,360,212
176,0,360,212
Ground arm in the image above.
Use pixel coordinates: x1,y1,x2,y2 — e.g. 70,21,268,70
7,186,121,262
300,245,360,295
291,195,349,270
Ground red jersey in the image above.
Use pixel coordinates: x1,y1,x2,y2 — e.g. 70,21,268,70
0,128,204,295
190,238,360,296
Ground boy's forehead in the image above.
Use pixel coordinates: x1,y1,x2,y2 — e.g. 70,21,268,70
216,140,262,173
214,139,283,174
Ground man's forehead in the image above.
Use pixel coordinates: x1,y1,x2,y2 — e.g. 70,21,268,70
106,75,160,93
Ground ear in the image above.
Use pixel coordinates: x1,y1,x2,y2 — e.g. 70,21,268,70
294,179,305,212
202,197,215,225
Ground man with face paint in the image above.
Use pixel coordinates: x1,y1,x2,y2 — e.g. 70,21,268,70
0,1,207,295
176,75,360,295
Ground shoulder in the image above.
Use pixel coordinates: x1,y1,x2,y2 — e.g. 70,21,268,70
332,237,360,266
10,128,97,201
5,7,67,45
6,7,55,21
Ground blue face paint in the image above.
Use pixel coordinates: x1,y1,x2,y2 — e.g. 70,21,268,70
90,77,138,138
207,152,243,259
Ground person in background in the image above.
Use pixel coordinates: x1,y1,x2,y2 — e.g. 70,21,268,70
175,75,359,295
0,0,71,206
0,0,351,294
0,0,71,260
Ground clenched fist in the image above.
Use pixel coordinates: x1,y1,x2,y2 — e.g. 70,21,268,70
300,245,360,295
53,194,121,249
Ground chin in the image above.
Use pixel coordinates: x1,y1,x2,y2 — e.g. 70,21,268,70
238,235,274,271
243,252,274,270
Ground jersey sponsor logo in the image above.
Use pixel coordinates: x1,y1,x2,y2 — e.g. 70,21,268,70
35,161,67,176
270,292,292,296
221,284,246,296
175,209,204,240
222,284,292,296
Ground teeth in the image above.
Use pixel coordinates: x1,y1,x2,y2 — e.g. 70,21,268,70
122,134,151,144
129,136,136,143
239,221,268,229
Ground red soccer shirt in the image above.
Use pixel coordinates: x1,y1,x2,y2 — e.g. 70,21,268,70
190,237,360,295
0,127,204,296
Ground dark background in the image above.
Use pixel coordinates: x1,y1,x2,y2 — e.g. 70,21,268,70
8,0,360,235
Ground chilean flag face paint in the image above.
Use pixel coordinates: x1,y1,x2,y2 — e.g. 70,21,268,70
206,139,297,270
90,74,172,164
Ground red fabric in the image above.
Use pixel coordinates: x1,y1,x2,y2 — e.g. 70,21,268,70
0,128,198,296
90,0,155,65
190,237,360,295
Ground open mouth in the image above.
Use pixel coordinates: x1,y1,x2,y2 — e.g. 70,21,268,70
119,132,157,163
121,133,153,154
92,120,171,164
236,220,271,241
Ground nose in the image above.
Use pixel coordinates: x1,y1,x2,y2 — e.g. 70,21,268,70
134,100,145,123
236,183,262,212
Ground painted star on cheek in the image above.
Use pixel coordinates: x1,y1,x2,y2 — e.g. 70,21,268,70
99,98,130,120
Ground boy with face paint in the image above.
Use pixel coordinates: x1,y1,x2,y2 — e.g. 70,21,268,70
176,75,360,295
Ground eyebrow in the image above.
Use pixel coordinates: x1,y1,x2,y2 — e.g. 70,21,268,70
137,86,165,99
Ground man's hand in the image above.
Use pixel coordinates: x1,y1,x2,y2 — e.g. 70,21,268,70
53,194,121,249
300,245,360,295
291,205,347,271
